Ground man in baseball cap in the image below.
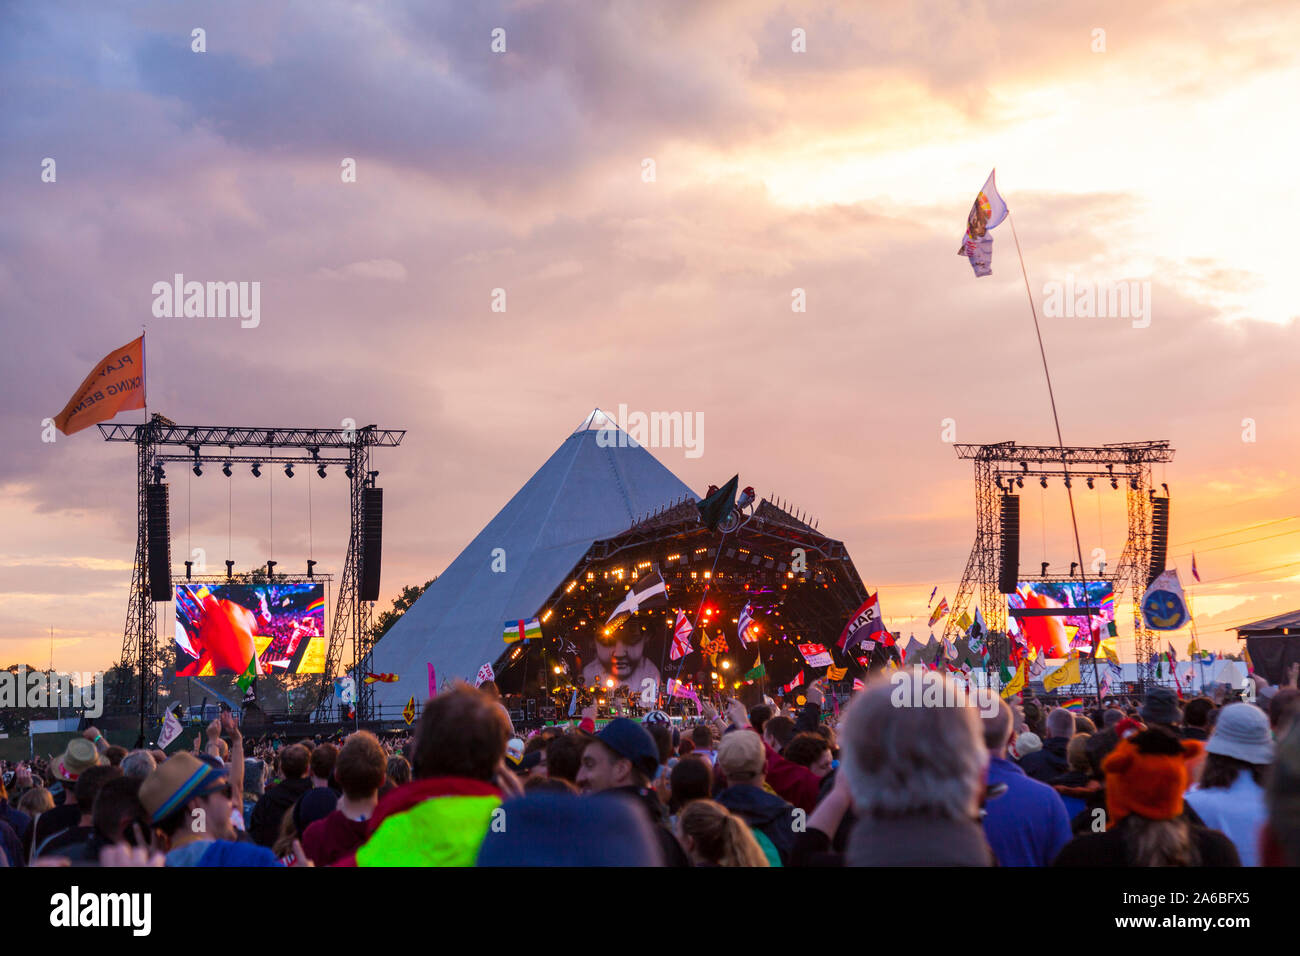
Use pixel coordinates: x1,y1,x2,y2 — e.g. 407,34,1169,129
576,717,687,866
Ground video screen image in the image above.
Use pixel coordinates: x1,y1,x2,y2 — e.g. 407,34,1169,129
1007,581,1115,660
174,582,326,676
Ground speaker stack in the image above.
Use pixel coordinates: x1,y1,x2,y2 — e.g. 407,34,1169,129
1149,497,1170,585
998,494,1020,594
146,483,172,601
360,487,383,601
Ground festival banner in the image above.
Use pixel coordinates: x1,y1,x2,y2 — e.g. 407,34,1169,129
1141,569,1191,631
605,570,669,628
1043,656,1082,691
958,169,1009,278
798,643,833,667
1000,659,1027,698
738,602,757,647
838,592,885,652
402,695,416,725
52,334,146,436
475,662,495,688
670,610,694,660
157,708,183,750
928,597,950,628
427,663,437,698
503,617,542,643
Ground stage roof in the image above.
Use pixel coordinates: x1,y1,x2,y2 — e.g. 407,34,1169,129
368,410,697,710
1235,609,1300,635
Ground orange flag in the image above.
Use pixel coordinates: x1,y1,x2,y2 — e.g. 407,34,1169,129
53,335,145,435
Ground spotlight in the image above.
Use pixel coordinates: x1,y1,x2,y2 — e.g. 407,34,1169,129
1130,478,1139,490
222,462,232,477
225,560,234,579
995,476,1004,491
1161,482,1169,495
1040,476,1048,489
266,560,277,577
1110,477,1118,489
1086,477,1094,490
192,463,202,477
284,463,294,478
152,464,165,483
1020,462,1029,472
1016,476,1024,488
1070,562,1079,577
345,464,355,479
307,559,317,579
251,462,262,478
317,464,327,479
1041,562,1049,575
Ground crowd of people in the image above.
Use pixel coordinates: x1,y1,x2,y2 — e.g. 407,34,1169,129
2,669,1298,867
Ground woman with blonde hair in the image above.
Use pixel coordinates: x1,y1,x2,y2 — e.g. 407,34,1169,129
676,799,770,867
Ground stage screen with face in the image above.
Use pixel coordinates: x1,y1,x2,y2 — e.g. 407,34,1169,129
1008,581,1115,660
174,582,326,676
580,617,667,703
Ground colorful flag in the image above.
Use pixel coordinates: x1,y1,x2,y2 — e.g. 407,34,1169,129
158,707,184,750
670,610,694,660
782,670,806,694
798,643,833,667
1044,656,1082,691
1000,659,1027,698
606,570,669,628
852,677,865,692
827,664,847,681
942,637,959,661
1167,642,1179,664
1188,636,1201,658
403,695,416,725
928,586,938,606
52,334,146,436
1141,569,1190,631
738,602,757,646
928,597,950,627
333,676,356,704
1192,553,1200,582
568,687,579,717
838,593,885,652
954,610,973,634
504,617,543,643
967,607,987,653
427,663,437,698
958,170,1010,278
1098,637,1120,666
363,672,398,684
1060,698,1084,712
474,662,495,688
236,655,259,693
697,475,739,531
744,658,766,683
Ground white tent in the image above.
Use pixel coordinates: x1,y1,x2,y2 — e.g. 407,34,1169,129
367,411,697,713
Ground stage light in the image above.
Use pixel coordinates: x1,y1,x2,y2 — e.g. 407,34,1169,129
192,463,202,477
284,463,294,478
317,464,327,479
721,660,731,670
1161,483,1169,495
222,462,232,477
1130,478,1139,490
1086,477,1094,490
1070,562,1079,576
1040,476,1048,489
266,560,277,577
152,464,165,483
225,559,234,579
345,465,355,479
1110,477,1118,489
553,666,562,674
307,559,317,579
1016,476,1024,488
1041,562,1049,575
605,679,614,689
1020,462,1029,472
251,462,262,477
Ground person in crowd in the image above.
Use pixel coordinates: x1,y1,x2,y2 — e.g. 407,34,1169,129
477,680,516,735
62,776,150,863
576,717,689,866
667,754,713,820
120,750,157,781
523,775,579,795
1049,734,1096,820
0,774,31,856
1181,697,1215,741
1012,731,1042,761
782,732,833,778
1054,727,1240,866
310,743,339,790
981,699,1072,866
1140,686,1183,736
762,715,796,753
34,764,122,860
16,786,53,863
1184,702,1273,866
748,704,773,736
243,757,267,821
341,683,513,866
1270,688,1300,736
34,736,105,850
1019,707,1074,783
690,724,717,765
543,733,585,784
1261,719,1300,866
104,745,128,767
839,674,994,866
677,799,770,867
139,752,285,866
384,754,411,794
301,732,386,866
249,743,312,847
713,727,797,865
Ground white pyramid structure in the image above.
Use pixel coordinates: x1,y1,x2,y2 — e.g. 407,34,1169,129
368,411,697,712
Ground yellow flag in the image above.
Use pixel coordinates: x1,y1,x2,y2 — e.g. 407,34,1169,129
955,611,973,633
403,695,416,725
1000,660,1026,698
827,665,847,680
1098,637,1119,665
1188,636,1201,657
1044,656,1082,691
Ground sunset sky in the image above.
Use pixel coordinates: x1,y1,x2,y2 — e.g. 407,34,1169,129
4,0,1300,675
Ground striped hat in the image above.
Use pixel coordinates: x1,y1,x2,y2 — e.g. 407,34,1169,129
139,752,228,824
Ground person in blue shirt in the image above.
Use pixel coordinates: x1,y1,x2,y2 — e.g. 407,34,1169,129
981,698,1073,866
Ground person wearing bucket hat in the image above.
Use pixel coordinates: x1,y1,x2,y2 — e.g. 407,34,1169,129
31,737,107,852
139,753,282,867
1054,728,1240,866
577,717,689,866
1185,703,1274,865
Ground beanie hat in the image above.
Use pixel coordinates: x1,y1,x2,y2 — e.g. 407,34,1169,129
1140,687,1181,725
1103,728,1203,825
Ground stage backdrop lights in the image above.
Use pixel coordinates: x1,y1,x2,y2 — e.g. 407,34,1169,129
1007,581,1115,659
174,582,326,676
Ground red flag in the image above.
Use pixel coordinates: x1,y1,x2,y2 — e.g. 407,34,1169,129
670,611,694,661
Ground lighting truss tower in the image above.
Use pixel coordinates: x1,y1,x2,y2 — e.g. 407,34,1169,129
101,416,403,734
944,440,1175,689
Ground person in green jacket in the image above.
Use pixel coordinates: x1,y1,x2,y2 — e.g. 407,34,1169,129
339,683,516,867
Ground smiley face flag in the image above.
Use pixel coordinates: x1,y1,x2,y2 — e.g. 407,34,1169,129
1141,569,1191,631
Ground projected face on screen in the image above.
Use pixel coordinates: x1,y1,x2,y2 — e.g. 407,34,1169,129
581,620,662,691
1008,581,1115,659
174,582,326,676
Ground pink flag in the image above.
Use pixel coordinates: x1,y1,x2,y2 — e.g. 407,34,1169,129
427,663,437,698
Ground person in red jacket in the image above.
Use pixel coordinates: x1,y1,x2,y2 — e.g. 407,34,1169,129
301,731,386,866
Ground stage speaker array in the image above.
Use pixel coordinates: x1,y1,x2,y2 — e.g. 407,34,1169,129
146,483,172,601
360,487,383,601
1149,497,1170,585
998,494,1020,594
